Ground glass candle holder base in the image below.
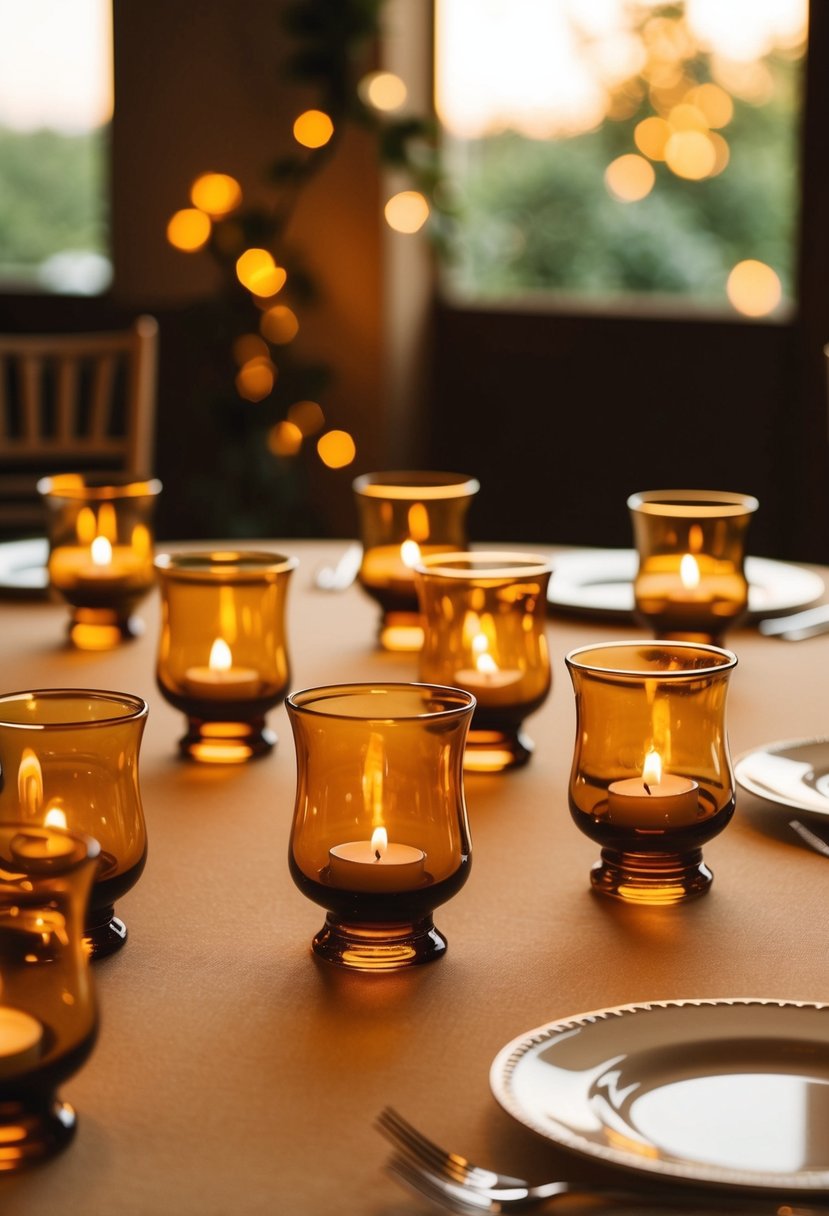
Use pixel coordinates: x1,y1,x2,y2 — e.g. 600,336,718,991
378,611,424,653
84,903,128,959
464,727,534,773
67,607,144,651
312,912,447,971
179,716,276,764
590,846,713,905
0,1096,77,1173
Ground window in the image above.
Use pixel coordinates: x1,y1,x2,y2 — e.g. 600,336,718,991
0,0,112,294
435,0,807,318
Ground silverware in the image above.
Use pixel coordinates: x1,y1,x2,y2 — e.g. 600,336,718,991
790,818,829,858
758,604,829,641
377,1107,827,1214
311,543,361,591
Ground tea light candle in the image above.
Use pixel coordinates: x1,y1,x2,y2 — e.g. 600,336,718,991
608,749,699,827
0,1007,44,1078
359,540,423,593
328,826,426,892
50,536,147,589
455,634,522,701
183,638,261,700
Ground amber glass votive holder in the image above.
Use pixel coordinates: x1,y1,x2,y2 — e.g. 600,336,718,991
155,550,297,763
0,822,99,1170
628,489,759,643
353,471,479,651
415,551,552,773
287,683,475,971
38,473,162,650
0,689,149,959
565,641,737,905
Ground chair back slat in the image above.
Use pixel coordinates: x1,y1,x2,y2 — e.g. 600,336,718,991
89,353,116,442
55,356,80,444
19,355,42,446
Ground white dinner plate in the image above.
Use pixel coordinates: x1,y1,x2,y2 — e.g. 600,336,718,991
490,998,829,1193
735,737,829,817
547,549,824,622
0,537,49,594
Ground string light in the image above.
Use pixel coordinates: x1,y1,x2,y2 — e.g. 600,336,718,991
293,109,334,148
167,208,211,251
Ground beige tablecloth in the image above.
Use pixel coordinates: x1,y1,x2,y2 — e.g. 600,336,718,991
2,540,828,1215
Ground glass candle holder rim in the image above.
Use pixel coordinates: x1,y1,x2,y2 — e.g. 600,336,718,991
353,470,480,500
286,681,476,723
0,688,148,729
37,473,163,501
415,549,552,580
565,639,738,678
627,488,759,518
1,821,101,872
154,549,299,580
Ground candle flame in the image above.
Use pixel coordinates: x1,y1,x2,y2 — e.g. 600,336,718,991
208,638,233,672
90,535,113,567
680,553,700,589
18,748,43,813
370,825,388,860
472,632,499,675
400,539,421,568
43,805,68,830
642,749,663,786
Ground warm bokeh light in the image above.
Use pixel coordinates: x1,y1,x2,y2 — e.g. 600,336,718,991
268,420,303,457
605,153,655,202
260,305,299,345
288,400,325,436
236,248,287,297
634,115,671,160
317,430,356,468
232,333,270,365
235,357,276,402
664,129,716,179
686,82,734,128
435,0,805,137
359,71,408,111
384,191,430,234
668,102,708,132
190,172,242,217
726,259,782,316
293,109,334,149
708,131,730,176
167,208,211,251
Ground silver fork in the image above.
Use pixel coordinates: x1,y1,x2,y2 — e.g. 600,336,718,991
377,1107,828,1215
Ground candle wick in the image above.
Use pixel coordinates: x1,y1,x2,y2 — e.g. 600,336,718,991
374,849,381,862
643,782,652,795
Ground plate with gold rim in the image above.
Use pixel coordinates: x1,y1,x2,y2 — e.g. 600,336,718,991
547,550,824,622
490,998,829,1192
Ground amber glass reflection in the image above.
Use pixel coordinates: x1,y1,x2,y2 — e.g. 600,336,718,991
628,489,759,643
353,471,479,651
155,551,297,763
287,683,475,971
565,641,737,905
0,689,149,958
0,823,99,1170
415,551,552,772
38,473,162,650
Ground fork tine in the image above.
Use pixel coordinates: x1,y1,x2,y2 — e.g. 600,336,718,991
377,1107,524,1190
386,1153,496,1214
378,1107,473,1181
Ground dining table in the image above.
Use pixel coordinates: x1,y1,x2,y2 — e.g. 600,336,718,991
2,536,829,1216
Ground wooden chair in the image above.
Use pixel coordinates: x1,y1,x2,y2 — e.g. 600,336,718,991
0,315,159,535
